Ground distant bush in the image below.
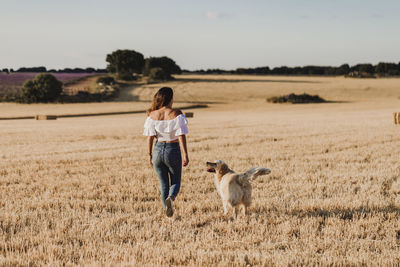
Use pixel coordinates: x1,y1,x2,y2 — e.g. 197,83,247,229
345,71,376,78
0,93,17,102
96,76,115,85
149,67,169,81
17,66,47,73
267,93,326,104
18,73,63,103
351,64,374,74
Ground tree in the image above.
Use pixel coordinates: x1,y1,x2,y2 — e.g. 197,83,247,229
376,62,399,76
337,64,350,75
85,67,96,73
143,56,181,79
352,64,374,74
375,62,385,74
19,73,62,103
106,49,145,80
271,66,291,75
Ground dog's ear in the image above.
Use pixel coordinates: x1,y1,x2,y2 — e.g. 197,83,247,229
219,163,229,175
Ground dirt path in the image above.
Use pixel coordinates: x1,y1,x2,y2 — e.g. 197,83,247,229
114,83,143,102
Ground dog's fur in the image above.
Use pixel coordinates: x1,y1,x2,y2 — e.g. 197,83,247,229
206,160,271,217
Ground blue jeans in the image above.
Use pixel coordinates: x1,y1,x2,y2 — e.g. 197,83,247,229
152,142,182,209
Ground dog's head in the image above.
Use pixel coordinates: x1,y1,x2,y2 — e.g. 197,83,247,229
206,160,230,176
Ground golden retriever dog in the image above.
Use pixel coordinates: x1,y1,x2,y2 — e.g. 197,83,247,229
206,160,271,217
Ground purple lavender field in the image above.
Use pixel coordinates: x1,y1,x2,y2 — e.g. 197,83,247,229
0,72,97,97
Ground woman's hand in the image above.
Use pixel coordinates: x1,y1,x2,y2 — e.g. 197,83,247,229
178,135,189,167
183,154,189,167
147,136,154,166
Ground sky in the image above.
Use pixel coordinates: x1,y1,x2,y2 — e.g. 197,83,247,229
1,0,400,70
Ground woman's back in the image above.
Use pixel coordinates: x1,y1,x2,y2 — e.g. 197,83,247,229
149,108,182,121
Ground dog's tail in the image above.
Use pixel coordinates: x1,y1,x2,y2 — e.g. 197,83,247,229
238,167,271,184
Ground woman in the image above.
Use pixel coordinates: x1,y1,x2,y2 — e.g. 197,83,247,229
143,87,189,217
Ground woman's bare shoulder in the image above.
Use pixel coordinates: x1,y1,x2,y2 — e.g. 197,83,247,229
165,109,182,120
149,110,160,120
171,109,183,117
149,108,182,120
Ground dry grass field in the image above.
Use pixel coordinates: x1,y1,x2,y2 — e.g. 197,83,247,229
1,75,400,266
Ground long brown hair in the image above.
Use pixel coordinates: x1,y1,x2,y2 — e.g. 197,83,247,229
147,87,173,115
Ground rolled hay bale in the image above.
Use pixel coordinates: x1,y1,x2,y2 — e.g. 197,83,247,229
394,113,398,125
397,112,400,125
185,112,194,118
35,115,57,120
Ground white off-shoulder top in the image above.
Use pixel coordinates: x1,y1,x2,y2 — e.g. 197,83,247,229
143,114,189,142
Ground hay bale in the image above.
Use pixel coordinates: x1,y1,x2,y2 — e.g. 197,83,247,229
394,112,398,125
397,112,400,125
185,112,194,118
35,115,57,120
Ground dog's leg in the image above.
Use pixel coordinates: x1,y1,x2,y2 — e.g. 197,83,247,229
234,206,238,219
223,201,229,215
242,204,247,216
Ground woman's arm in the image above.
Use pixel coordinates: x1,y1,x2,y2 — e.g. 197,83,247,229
178,135,189,167
147,136,155,166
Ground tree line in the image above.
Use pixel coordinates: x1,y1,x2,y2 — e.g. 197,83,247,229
187,62,400,76
1,67,106,74
4,58,400,77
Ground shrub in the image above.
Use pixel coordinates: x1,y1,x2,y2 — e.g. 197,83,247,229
149,67,169,81
19,73,63,103
267,93,326,104
96,76,115,85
